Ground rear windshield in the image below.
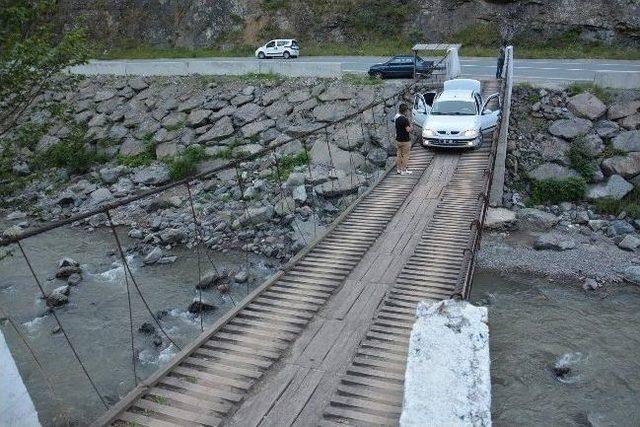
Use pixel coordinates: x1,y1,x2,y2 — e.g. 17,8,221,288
431,100,477,116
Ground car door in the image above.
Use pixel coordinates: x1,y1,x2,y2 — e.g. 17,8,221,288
480,93,501,132
386,57,402,77
400,57,413,78
265,41,277,57
412,94,430,127
276,40,287,56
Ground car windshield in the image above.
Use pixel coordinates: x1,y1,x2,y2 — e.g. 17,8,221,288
430,100,477,116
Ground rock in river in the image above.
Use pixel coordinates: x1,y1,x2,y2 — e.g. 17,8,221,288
188,301,217,314
46,286,70,307
534,233,577,251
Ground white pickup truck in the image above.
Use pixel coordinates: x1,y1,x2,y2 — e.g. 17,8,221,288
412,79,500,148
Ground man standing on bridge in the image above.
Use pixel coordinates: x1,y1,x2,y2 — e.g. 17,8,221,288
394,103,413,175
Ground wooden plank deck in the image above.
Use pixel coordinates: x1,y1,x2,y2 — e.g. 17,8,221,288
96,80,501,427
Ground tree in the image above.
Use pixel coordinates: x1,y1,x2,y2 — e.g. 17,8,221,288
0,0,89,138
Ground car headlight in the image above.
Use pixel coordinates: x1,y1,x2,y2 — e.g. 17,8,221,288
463,129,479,138
423,128,436,137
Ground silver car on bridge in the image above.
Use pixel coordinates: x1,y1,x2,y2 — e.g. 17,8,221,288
412,79,500,148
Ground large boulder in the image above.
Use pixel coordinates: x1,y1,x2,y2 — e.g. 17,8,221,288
567,92,606,120
287,89,311,104
587,174,633,200
534,232,577,251
608,101,640,121
612,130,640,152
314,175,366,197
621,113,640,130
241,119,275,139
528,163,580,181
88,188,114,205
197,116,234,143
187,109,212,127
233,103,263,125
595,120,620,139
618,235,640,251
538,137,570,165
515,208,560,231
46,286,70,307
131,164,171,185
237,206,274,226
548,118,592,139
159,228,187,244
312,102,349,122
484,208,516,230
310,140,366,171
318,85,354,102
601,153,640,178
623,265,640,285
265,100,293,119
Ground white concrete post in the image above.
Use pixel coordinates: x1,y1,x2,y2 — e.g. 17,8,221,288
446,47,462,80
0,330,41,426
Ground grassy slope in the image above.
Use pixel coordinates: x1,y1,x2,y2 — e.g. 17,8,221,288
95,22,640,60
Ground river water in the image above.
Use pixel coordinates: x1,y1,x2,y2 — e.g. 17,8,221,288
471,271,640,427
3,224,640,426
0,225,276,426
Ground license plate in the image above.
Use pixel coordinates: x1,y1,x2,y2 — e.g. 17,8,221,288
445,139,452,144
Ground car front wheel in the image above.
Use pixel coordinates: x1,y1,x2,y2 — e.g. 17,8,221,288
258,51,266,59
374,72,384,79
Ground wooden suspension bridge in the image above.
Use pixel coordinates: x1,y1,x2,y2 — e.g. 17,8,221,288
83,78,505,427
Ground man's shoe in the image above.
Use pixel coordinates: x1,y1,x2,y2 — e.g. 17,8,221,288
396,169,402,174
404,169,413,175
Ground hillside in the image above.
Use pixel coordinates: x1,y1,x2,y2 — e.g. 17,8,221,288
56,0,640,56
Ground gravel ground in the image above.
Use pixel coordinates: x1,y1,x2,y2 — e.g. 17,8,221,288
477,231,640,286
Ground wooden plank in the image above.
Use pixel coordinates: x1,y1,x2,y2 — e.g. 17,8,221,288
182,357,262,379
160,376,243,403
117,411,182,427
134,398,221,427
146,387,230,414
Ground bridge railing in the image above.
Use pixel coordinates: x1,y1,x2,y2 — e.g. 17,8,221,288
453,46,514,300
0,55,451,422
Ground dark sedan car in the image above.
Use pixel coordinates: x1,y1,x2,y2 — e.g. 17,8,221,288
368,55,434,79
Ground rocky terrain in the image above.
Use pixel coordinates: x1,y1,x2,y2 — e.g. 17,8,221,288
1,75,406,265
482,85,640,290
55,0,640,50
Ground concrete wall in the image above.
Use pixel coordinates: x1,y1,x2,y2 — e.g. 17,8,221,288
68,59,343,78
594,71,640,89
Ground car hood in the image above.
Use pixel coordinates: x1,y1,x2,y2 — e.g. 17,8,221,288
424,115,480,133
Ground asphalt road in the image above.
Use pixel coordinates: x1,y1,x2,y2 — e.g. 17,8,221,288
82,55,640,84
279,56,640,82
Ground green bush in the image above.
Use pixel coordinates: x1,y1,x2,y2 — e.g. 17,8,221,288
530,177,587,205
117,142,156,167
568,141,596,181
594,187,640,219
39,126,106,174
275,151,310,180
166,146,208,180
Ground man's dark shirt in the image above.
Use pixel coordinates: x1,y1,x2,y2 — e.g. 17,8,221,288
395,115,410,142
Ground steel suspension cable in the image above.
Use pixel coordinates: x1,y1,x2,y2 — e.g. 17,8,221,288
102,216,182,350
16,241,109,409
105,210,138,386
185,183,204,332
